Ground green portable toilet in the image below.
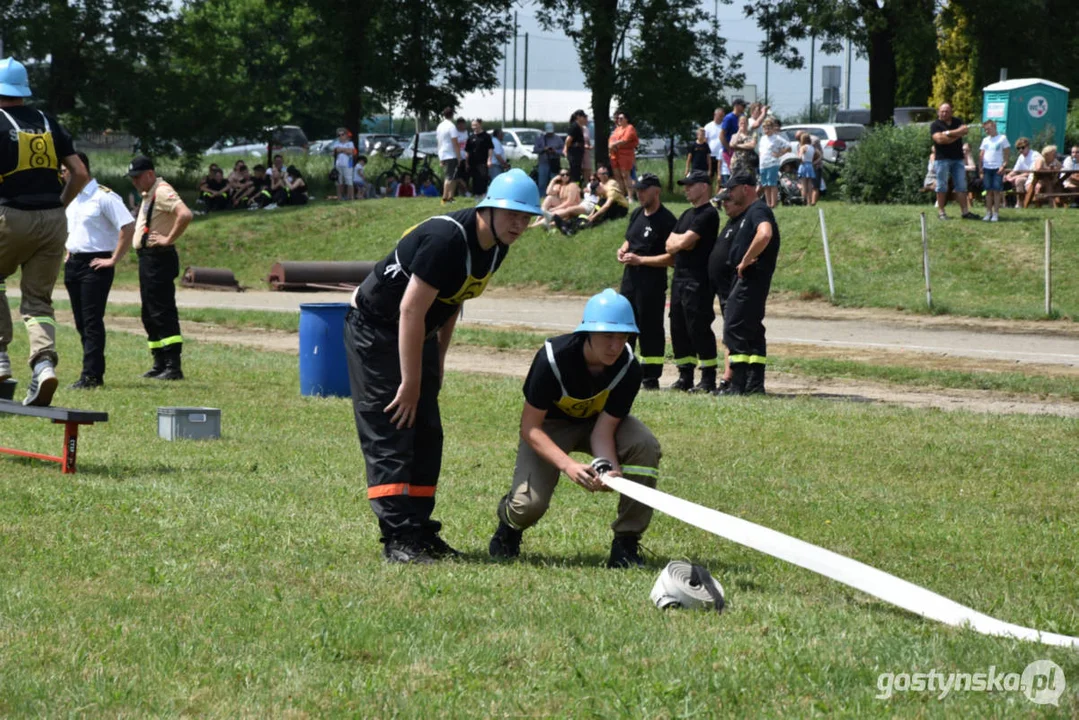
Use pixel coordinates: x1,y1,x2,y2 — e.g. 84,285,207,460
982,78,1069,149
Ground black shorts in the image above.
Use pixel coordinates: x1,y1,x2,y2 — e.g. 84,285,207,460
440,159,458,179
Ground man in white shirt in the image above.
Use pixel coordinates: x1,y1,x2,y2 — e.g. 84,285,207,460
1062,145,1079,191
703,107,725,190
1004,137,1042,207
435,106,461,203
62,152,135,389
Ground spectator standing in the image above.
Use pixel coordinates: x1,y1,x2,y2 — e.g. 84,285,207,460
332,128,356,201
0,57,89,406
565,110,588,183
719,99,745,173
685,127,712,176
664,170,720,393
353,155,369,199
455,117,471,197
581,116,594,178
62,152,135,389
757,118,790,208
797,134,817,206
489,128,508,182
729,115,756,175
533,122,564,194
617,174,676,389
435,107,460,203
711,171,780,395
747,101,770,134
704,107,726,189
978,120,1010,221
607,111,639,201
465,118,494,196
128,156,192,381
930,103,978,220
1004,138,1041,207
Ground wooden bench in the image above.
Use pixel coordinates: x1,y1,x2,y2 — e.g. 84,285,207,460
0,399,108,474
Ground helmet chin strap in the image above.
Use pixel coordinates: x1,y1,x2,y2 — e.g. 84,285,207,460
486,207,508,247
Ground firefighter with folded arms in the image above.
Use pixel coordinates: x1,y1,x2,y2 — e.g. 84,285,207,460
0,57,89,406
346,169,542,564
489,289,662,568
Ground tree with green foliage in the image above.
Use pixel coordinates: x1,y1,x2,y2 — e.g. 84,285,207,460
928,3,979,120
743,0,937,125
615,0,743,188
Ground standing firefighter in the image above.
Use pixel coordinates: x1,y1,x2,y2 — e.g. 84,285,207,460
616,173,675,389
0,57,89,406
128,156,193,380
346,169,542,564
664,169,720,393
488,289,662,568
712,171,780,394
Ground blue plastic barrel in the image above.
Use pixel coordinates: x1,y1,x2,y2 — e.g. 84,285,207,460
298,303,352,398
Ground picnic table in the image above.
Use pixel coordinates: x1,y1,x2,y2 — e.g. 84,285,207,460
1030,168,1079,206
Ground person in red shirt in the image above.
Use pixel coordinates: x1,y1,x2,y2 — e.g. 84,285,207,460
395,172,416,198
607,110,639,201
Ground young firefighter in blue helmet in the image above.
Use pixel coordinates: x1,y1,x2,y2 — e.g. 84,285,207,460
489,289,662,568
346,169,542,564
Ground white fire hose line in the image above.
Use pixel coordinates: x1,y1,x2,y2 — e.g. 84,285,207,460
599,474,1079,649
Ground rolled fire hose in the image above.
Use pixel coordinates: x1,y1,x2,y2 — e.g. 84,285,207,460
591,460,1079,649
651,561,726,612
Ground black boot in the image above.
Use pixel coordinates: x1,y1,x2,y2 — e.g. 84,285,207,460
745,364,767,395
688,367,717,394
154,348,184,381
607,533,645,568
382,533,436,564
667,367,694,392
141,350,166,378
489,521,523,559
423,530,461,559
713,364,747,396
641,378,660,391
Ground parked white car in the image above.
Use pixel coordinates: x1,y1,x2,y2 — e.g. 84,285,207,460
500,127,544,160
780,123,864,164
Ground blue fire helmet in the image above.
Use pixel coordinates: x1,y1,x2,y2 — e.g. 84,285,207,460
575,289,639,334
0,58,32,98
476,168,542,215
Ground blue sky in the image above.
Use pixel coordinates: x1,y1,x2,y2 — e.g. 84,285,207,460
501,1,871,119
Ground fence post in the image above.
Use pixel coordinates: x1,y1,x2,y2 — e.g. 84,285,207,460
920,212,932,310
1045,218,1052,316
818,207,835,301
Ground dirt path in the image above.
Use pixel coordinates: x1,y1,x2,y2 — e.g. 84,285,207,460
88,315,1079,419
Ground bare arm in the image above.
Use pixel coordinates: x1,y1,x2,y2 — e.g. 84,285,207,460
589,412,622,482
520,402,605,491
150,205,193,247
60,154,89,206
386,276,439,429
735,221,774,277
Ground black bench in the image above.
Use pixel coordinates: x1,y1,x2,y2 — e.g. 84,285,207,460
0,398,108,474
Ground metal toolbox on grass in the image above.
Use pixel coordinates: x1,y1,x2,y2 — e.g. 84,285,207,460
158,407,221,441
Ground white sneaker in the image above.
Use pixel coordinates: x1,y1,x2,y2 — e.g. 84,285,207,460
0,351,10,383
23,361,58,407
263,203,278,210
982,213,991,221
990,214,999,222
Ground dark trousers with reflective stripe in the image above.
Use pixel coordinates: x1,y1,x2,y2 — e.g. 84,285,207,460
137,247,182,354
64,252,114,379
345,306,444,540
669,274,717,369
723,270,773,362
620,266,666,380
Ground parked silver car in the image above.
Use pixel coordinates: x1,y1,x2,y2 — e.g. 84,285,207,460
780,123,864,164
205,125,309,157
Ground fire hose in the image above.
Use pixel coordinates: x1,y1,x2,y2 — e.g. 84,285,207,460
591,459,1079,649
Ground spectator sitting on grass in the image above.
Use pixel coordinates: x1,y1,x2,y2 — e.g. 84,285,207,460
395,172,416,198
382,172,399,198
532,170,580,227
546,176,603,234
419,177,440,197
227,160,253,208
284,166,308,205
686,127,712,176
199,165,230,212
249,165,273,209
583,165,629,227
231,164,257,208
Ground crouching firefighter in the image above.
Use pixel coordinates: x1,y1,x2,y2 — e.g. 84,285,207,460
345,169,542,564
489,289,662,568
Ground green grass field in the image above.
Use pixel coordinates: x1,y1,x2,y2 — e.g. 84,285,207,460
1,327,1077,716
64,194,1077,322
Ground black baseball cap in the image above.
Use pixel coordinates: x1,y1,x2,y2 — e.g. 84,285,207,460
633,173,661,190
677,169,711,186
723,170,758,188
732,98,747,107
714,189,733,203
127,156,155,176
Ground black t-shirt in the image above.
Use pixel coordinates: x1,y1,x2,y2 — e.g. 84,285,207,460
930,117,964,161
523,333,642,422
688,142,711,172
250,174,270,191
205,177,228,192
625,204,677,256
0,107,75,209
567,124,585,158
465,132,494,167
357,207,507,336
672,203,719,280
721,199,781,278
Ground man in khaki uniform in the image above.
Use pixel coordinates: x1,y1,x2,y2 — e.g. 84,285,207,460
0,57,89,406
128,156,192,380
